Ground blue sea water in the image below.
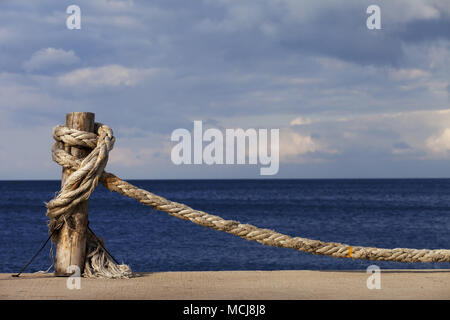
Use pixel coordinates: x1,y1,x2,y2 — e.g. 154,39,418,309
0,179,449,273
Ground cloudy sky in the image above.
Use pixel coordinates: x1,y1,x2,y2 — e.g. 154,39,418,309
0,0,449,179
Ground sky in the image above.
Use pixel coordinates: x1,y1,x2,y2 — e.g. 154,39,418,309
0,0,449,179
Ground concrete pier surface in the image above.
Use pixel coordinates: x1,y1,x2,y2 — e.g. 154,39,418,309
1,270,449,300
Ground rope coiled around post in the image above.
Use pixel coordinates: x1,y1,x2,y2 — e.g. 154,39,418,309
47,122,450,278
47,123,131,278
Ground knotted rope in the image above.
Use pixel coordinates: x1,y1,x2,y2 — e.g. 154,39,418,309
47,123,131,278
47,122,450,278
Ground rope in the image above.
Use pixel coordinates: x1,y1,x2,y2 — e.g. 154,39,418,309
47,122,450,278
99,173,450,263
47,123,131,278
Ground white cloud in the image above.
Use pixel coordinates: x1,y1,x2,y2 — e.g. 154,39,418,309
0,72,75,112
389,68,430,81
285,109,450,161
23,48,80,72
279,128,337,163
57,65,160,88
290,116,312,126
426,128,450,154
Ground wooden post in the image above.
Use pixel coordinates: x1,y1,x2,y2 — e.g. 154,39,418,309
54,112,95,276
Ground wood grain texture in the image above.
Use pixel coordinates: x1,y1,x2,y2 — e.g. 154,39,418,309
54,112,95,276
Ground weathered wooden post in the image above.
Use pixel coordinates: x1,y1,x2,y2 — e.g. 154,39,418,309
54,112,95,276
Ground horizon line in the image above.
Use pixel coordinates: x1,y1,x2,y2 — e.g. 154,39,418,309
2,177,450,182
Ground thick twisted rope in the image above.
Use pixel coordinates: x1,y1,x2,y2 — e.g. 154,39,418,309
99,173,450,263
47,124,114,231
47,123,131,278
47,123,450,279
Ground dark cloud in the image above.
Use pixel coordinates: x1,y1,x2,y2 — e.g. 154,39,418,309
393,142,412,150
398,14,450,43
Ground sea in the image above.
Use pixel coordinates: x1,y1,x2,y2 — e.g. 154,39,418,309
0,179,449,273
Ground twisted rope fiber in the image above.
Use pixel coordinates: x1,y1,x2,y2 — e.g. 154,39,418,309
47,123,450,278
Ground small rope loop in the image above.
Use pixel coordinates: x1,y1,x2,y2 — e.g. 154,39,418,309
53,125,98,149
